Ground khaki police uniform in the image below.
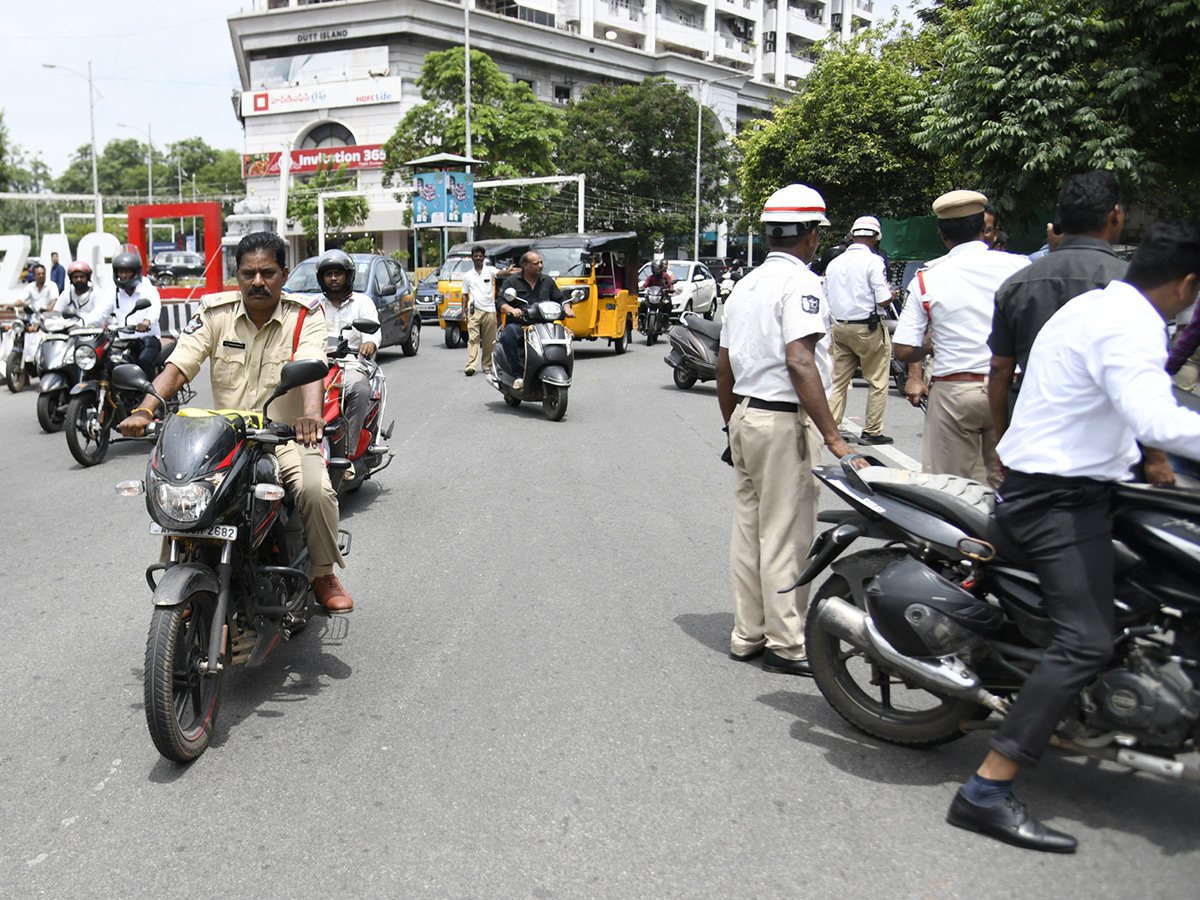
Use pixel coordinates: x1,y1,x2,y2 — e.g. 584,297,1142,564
169,290,344,576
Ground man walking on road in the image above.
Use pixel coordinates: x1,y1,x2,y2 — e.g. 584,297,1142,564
824,215,895,445
462,245,516,377
893,190,1030,488
717,183,864,677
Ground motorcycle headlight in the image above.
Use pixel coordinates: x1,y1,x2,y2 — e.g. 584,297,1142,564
153,481,214,523
528,327,544,356
75,344,97,371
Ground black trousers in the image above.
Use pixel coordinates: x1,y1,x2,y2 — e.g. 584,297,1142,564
499,323,524,375
989,470,1116,768
133,335,162,382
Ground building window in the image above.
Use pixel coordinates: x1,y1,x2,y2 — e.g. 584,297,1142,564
299,122,356,150
554,85,572,103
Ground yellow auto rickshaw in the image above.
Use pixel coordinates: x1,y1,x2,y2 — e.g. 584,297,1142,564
436,239,532,349
529,232,640,353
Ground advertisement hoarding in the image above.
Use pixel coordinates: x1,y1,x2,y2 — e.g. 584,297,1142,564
413,172,475,229
240,76,402,117
243,144,386,178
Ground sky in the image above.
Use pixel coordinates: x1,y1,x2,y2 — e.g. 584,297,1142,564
0,0,925,182
0,0,250,179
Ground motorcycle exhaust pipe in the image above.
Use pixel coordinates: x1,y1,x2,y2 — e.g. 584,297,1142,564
1050,737,1200,782
814,596,1006,711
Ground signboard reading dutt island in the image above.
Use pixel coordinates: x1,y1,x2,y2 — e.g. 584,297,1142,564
242,145,386,178
240,76,402,117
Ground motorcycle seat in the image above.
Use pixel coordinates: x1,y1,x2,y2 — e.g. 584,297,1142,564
858,468,1029,565
683,315,721,342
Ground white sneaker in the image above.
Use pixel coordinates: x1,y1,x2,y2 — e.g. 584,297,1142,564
513,378,524,390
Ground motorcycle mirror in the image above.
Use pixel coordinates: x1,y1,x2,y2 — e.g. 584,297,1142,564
263,358,330,422
352,317,380,334
502,287,518,302
125,297,153,324
112,363,153,394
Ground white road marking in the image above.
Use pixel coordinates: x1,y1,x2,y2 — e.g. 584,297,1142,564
841,417,921,471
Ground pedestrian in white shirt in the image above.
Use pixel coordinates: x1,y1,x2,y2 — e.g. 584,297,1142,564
824,215,896,444
315,249,379,478
461,245,517,376
947,221,1200,853
717,184,863,677
83,250,162,380
893,191,1030,487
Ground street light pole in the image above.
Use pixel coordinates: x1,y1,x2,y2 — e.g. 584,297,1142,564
464,0,474,241
42,61,103,233
686,75,744,262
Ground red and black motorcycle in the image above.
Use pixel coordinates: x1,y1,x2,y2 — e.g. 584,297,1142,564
113,359,341,762
321,318,393,493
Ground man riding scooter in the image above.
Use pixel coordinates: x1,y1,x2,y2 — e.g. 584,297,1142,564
498,251,574,389
60,261,100,319
315,249,379,482
83,250,162,381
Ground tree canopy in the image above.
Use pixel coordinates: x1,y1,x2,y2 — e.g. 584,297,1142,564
286,163,371,244
738,24,956,231
910,0,1200,216
55,136,244,200
381,47,563,236
526,77,735,246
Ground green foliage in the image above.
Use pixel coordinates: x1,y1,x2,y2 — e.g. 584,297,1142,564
911,0,1200,216
341,236,379,254
527,77,735,243
389,248,411,265
287,163,371,240
54,135,245,202
739,23,958,232
381,47,563,235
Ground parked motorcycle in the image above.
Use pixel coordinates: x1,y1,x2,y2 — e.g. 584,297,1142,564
3,304,36,393
639,284,673,346
111,359,342,762
664,310,721,390
795,457,1200,785
64,298,189,466
323,319,394,492
486,287,577,421
35,313,85,433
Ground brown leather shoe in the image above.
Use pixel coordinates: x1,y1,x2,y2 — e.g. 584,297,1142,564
312,574,354,614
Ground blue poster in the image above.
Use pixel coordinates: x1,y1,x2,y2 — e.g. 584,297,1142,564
413,172,446,227
446,172,475,227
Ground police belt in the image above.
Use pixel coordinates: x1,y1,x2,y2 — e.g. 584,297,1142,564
746,397,799,413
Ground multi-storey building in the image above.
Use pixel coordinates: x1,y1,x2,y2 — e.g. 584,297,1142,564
229,0,874,258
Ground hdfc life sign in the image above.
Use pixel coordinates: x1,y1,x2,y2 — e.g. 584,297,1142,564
241,77,402,117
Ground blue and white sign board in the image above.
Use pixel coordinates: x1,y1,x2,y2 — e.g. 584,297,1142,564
413,171,474,228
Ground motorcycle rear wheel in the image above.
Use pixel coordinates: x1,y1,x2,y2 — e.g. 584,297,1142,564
37,390,66,433
5,351,26,393
543,384,568,421
673,367,697,390
144,593,224,763
806,574,987,747
504,394,521,407
64,394,110,466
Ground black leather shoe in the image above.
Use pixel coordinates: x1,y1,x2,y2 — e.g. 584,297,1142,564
947,790,1077,853
730,647,764,662
762,649,813,676
859,431,894,445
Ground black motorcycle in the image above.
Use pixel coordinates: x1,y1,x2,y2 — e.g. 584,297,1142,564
3,304,36,393
113,359,342,762
64,298,188,466
664,310,721,390
323,319,394,492
639,284,673,346
486,288,577,421
795,458,1200,784
35,312,85,433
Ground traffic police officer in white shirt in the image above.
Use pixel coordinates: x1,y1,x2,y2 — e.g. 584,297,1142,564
461,245,518,376
314,249,379,478
893,190,1030,487
717,184,864,677
824,215,896,444
84,250,162,380
946,221,1200,853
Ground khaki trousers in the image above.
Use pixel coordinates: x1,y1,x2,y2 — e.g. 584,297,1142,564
828,321,892,435
728,399,821,660
466,308,498,374
1172,345,1200,392
923,379,999,488
276,441,344,577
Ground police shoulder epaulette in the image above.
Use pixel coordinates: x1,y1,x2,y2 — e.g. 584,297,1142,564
282,291,323,312
200,290,242,310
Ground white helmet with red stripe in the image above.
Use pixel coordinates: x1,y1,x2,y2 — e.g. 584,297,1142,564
761,183,831,237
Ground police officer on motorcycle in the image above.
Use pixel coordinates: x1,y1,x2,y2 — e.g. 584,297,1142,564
315,249,379,479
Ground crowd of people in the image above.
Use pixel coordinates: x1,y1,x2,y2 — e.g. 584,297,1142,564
717,175,1200,854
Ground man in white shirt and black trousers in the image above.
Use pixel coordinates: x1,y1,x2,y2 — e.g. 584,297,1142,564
947,222,1200,853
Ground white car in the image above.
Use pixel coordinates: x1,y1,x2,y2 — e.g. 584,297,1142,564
638,260,719,319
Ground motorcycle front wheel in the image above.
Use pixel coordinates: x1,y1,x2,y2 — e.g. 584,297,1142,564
37,390,66,433
805,572,988,748
65,394,110,466
5,351,26,393
144,593,224,763
542,384,568,421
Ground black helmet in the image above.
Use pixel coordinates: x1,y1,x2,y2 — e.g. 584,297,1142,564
316,249,355,299
112,250,143,292
651,259,665,276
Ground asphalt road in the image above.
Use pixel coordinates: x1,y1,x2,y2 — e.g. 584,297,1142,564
1,322,1197,899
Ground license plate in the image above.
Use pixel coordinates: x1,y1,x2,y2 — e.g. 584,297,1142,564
150,522,238,541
